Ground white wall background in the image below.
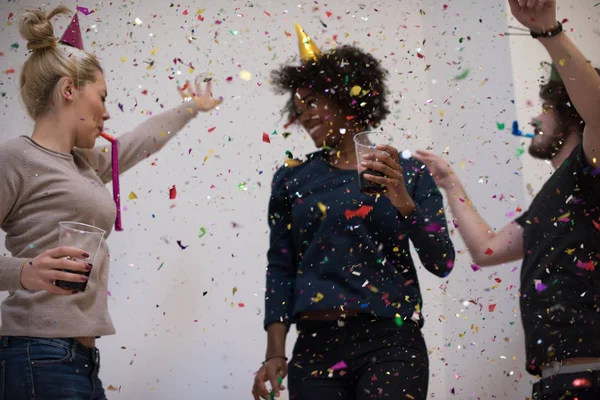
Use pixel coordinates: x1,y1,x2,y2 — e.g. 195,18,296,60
0,1,598,399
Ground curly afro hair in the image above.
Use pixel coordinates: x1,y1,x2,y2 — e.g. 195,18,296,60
271,45,390,129
540,62,600,138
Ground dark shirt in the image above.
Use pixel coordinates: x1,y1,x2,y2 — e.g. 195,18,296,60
264,151,455,330
515,144,600,375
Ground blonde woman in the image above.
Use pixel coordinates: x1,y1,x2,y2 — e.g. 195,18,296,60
0,6,222,398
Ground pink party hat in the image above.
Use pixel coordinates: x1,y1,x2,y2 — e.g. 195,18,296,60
59,13,84,50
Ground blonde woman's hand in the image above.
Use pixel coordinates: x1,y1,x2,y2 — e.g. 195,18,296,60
178,79,223,112
20,247,92,294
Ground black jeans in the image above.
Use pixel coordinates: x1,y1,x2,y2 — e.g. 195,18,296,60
532,370,600,399
288,316,429,400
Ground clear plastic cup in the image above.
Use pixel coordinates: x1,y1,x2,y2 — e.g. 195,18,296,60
354,131,394,195
55,222,105,292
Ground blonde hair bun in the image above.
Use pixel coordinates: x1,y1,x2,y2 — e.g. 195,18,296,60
19,5,70,51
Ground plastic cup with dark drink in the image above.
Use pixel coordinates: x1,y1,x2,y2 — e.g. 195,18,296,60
55,222,105,292
354,131,394,195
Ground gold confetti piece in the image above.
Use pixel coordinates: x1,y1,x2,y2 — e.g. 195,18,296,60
392,246,399,252
150,48,158,56
559,59,566,66
312,292,324,303
107,385,119,391
121,57,127,62
285,159,303,167
129,192,138,200
232,287,238,295
239,70,252,81
350,85,362,96
317,202,327,217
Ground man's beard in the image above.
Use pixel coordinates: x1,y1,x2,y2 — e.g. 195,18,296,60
527,128,567,160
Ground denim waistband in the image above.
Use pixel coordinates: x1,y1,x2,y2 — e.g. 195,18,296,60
0,336,99,364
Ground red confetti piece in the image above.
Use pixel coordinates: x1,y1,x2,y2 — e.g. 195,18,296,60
226,76,233,82
417,52,425,59
344,205,373,220
592,220,600,231
326,11,333,17
182,10,188,15
4,69,15,74
238,303,245,308
180,82,189,91
516,206,522,212
484,248,494,256
494,278,502,283
197,15,204,21
169,185,177,200
262,132,271,143
208,127,216,133
488,304,496,312
8,12,14,21
284,31,292,37
577,260,595,272
264,11,271,17
141,89,148,95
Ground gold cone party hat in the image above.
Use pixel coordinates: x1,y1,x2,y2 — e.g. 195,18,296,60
295,23,321,63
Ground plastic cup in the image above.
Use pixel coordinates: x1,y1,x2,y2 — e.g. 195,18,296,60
55,222,105,292
354,131,394,195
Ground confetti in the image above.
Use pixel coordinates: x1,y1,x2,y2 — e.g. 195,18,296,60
157,262,164,271
169,185,177,200
453,69,470,80
262,133,271,143
239,71,252,81
344,205,373,220
496,122,505,130
394,313,404,327
198,227,206,238
350,85,362,96
10,43,19,49
534,280,548,292
484,248,494,256
577,260,595,272
76,6,94,15
312,292,324,303
107,385,120,391
208,127,216,133
176,240,188,250
330,361,347,371
128,192,138,200
471,264,481,272
488,304,496,312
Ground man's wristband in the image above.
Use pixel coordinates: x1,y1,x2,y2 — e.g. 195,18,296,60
531,21,563,39
262,356,288,365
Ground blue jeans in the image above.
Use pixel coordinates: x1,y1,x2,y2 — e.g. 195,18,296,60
0,336,106,400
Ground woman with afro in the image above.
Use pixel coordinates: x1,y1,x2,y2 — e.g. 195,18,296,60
252,25,455,400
